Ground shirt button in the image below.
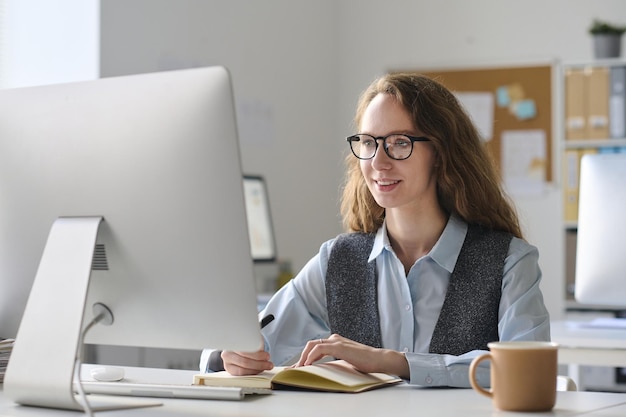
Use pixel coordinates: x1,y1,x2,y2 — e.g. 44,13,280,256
405,304,411,311
425,376,433,384
403,347,409,353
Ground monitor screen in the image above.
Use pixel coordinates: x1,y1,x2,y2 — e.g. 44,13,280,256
0,67,262,407
575,152,626,307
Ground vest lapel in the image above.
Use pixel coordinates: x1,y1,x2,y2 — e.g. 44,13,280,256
429,225,510,355
325,233,382,348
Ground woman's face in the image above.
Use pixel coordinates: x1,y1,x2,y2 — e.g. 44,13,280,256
359,93,438,213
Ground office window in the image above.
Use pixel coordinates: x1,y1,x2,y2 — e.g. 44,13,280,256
0,0,98,89
0,0,5,88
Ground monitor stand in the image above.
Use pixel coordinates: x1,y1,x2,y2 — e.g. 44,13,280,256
3,217,161,411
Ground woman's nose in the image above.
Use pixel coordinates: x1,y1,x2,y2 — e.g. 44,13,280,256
370,142,392,169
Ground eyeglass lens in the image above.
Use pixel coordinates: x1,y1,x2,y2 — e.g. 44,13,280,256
350,134,414,160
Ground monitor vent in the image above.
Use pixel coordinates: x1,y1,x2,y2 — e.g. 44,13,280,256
92,244,109,271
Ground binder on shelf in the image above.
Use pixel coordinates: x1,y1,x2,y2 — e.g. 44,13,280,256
563,149,580,223
598,146,621,154
563,148,598,223
565,68,587,140
564,230,577,300
585,66,610,139
609,66,626,139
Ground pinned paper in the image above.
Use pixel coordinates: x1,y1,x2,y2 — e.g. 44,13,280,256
501,129,547,196
455,92,494,142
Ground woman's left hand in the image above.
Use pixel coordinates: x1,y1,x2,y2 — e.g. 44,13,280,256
295,334,410,378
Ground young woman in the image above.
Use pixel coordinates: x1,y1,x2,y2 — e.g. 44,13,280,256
202,73,550,387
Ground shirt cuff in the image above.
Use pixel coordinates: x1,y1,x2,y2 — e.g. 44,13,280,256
405,352,490,388
199,349,224,372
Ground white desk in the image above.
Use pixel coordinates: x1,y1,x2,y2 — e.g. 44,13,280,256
551,320,626,388
552,320,626,367
1,366,626,416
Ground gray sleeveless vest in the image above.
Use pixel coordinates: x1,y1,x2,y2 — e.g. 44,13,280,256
325,224,512,355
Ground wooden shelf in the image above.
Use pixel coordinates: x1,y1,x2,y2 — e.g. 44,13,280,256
561,59,626,314
564,139,626,149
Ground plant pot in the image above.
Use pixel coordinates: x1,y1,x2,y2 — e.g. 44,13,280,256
593,34,622,58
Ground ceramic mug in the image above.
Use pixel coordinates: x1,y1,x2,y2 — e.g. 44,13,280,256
469,341,559,412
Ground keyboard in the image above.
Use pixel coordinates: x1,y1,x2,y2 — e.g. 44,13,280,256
76,380,272,401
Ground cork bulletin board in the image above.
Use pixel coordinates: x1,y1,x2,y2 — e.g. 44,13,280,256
397,65,553,183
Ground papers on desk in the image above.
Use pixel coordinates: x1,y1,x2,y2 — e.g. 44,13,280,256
568,318,626,330
0,338,14,383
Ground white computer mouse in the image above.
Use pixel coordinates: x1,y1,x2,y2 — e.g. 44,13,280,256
90,366,125,382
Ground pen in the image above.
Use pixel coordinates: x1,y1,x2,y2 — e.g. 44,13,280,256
260,314,275,329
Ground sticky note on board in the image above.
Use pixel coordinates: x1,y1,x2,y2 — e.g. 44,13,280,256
496,86,510,107
514,99,536,120
507,83,525,101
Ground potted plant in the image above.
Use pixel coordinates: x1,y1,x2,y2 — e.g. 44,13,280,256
589,19,626,58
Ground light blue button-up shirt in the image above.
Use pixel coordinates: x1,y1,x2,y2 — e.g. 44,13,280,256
200,215,550,387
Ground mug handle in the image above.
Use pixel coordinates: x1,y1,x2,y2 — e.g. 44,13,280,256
469,352,492,399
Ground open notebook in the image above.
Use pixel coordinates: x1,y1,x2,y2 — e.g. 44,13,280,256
193,360,403,393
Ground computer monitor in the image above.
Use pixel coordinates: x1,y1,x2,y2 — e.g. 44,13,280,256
0,66,261,409
575,152,626,308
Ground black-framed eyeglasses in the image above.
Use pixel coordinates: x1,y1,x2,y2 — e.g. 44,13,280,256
346,134,430,160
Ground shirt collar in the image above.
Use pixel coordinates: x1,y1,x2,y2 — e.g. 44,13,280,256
369,214,468,273
429,214,467,273
369,224,388,263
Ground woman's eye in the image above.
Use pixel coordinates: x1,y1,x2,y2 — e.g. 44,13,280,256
389,138,410,148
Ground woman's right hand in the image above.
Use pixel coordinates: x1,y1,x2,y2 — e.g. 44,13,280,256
221,349,274,376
